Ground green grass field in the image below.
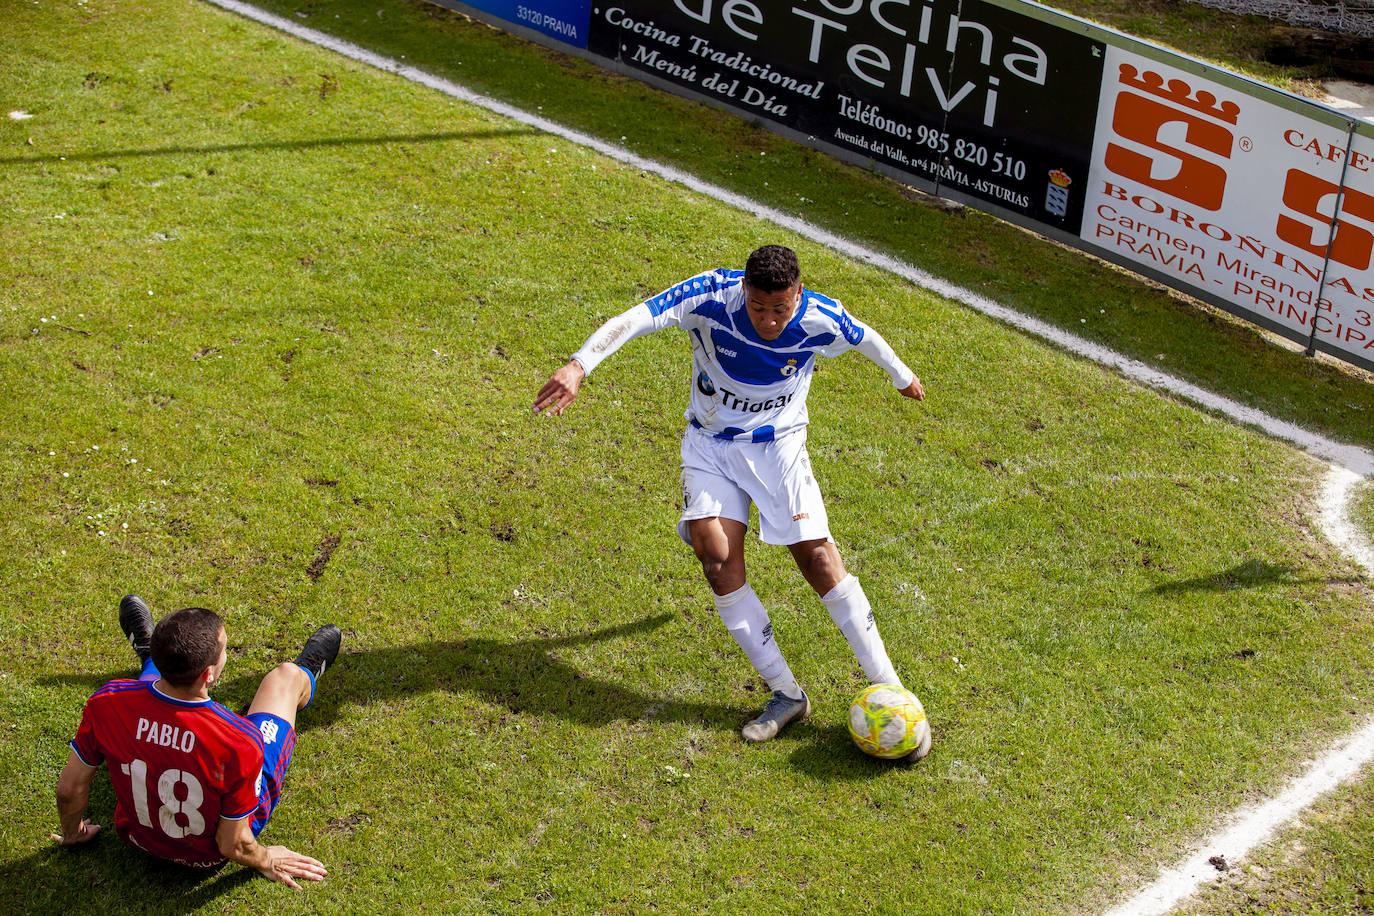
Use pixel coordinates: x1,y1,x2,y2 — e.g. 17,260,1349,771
2,0,1372,913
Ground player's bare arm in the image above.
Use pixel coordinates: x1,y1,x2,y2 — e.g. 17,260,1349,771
52,749,101,845
532,359,586,416
216,815,327,890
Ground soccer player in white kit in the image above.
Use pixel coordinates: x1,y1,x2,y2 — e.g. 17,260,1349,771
534,245,926,749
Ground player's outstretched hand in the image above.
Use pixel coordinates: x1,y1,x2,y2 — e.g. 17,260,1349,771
259,845,328,890
899,376,926,401
532,360,586,416
50,819,101,846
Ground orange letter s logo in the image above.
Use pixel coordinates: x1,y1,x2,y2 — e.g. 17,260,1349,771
1277,169,1374,271
1103,65,1240,212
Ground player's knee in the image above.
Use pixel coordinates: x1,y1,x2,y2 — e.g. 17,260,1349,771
261,662,312,707
695,551,743,593
794,541,844,591
266,661,306,684
698,556,732,590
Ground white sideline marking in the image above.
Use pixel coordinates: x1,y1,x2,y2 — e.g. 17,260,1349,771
197,2,1374,911
1321,465,1374,574
1104,715,1374,916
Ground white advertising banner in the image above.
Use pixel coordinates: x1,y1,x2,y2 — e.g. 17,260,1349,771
1082,47,1374,368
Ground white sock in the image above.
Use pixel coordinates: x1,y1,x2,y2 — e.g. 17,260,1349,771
714,584,803,699
821,575,901,686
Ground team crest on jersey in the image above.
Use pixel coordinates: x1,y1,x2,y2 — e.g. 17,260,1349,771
696,371,716,396
780,359,798,377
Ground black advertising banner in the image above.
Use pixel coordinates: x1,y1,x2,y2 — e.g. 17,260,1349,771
584,0,1106,230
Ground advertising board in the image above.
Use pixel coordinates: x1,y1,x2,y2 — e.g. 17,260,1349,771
426,0,1374,369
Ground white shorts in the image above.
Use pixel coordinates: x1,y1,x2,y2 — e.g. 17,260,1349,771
677,428,832,547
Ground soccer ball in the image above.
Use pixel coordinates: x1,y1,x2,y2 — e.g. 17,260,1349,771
847,683,931,760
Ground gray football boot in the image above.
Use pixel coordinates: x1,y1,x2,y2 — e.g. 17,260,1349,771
741,690,811,742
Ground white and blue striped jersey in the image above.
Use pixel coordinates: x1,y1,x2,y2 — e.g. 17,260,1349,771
571,269,916,442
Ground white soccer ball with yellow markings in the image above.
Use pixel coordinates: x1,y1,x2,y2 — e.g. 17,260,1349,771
847,683,932,760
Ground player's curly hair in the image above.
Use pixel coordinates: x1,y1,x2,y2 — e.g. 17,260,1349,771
151,607,224,688
745,245,800,292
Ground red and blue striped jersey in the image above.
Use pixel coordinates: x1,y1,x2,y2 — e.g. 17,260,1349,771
70,679,265,868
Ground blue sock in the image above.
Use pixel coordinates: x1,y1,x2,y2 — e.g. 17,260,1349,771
139,657,160,683
292,663,318,710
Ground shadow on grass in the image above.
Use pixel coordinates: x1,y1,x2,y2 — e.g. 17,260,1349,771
787,722,921,782
41,669,138,695
0,842,254,914
286,613,748,732
1151,559,1367,595
40,615,747,733
0,127,540,166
